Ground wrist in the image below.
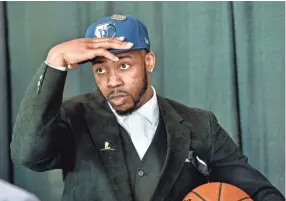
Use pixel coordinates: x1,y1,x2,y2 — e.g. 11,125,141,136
45,61,67,71
46,48,66,67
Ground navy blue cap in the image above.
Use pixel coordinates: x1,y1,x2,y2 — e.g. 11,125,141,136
85,14,150,53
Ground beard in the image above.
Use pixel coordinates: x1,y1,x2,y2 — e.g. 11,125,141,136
115,69,148,116
97,68,148,116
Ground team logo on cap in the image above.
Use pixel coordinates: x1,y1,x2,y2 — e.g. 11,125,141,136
111,14,126,20
94,21,116,38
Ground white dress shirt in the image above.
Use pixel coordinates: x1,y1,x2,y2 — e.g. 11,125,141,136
108,86,160,160
45,61,67,71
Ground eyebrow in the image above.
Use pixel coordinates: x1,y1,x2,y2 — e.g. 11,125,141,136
92,55,133,64
117,55,132,60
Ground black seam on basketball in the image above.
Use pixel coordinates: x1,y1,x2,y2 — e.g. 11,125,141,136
218,182,222,201
237,197,251,201
191,191,208,201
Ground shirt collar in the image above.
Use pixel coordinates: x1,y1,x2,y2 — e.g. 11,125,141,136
107,86,159,127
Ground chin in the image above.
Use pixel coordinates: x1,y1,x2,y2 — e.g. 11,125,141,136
111,102,128,110
114,104,136,116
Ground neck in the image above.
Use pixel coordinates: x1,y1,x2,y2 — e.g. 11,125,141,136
137,85,154,109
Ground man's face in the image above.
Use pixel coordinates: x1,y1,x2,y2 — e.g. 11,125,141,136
92,50,150,115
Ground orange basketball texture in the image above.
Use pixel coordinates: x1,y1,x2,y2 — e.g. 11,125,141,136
183,182,253,201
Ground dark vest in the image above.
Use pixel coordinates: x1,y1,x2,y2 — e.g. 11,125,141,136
119,112,167,201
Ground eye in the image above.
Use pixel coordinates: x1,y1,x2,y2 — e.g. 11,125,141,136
120,63,130,70
95,68,106,74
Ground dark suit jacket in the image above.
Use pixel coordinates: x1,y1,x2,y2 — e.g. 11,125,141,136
11,64,284,201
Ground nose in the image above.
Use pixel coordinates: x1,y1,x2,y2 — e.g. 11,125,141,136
107,73,123,88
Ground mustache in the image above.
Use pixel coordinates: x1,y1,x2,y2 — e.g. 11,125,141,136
107,90,129,99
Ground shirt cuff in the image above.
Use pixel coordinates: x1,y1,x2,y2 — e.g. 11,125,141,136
45,61,67,71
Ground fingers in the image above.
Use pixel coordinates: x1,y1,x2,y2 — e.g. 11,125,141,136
86,40,133,50
66,37,132,66
92,36,126,42
84,37,133,61
86,36,133,50
82,36,125,43
67,48,118,68
87,48,119,62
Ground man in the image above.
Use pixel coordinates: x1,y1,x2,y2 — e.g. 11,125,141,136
10,14,284,201
0,179,40,201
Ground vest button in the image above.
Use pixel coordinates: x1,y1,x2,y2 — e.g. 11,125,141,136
138,170,144,177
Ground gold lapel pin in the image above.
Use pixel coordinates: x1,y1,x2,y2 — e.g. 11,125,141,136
101,142,115,151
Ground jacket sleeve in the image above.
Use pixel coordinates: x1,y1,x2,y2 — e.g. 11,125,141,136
208,112,284,201
10,63,74,172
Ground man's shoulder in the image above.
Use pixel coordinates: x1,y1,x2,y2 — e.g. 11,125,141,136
163,97,211,120
162,96,215,133
62,92,102,110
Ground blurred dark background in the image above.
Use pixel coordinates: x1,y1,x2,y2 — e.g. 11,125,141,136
0,1,284,201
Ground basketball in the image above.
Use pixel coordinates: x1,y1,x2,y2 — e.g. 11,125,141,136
183,182,253,201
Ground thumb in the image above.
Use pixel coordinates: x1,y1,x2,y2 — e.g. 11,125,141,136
68,63,78,69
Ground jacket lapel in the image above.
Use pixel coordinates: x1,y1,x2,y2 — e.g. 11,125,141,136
84,93,133,201
151,96,192,201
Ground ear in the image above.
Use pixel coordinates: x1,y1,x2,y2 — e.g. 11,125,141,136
145,51,156,72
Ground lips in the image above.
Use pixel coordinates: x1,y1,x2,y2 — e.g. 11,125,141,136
108,94,128,106
109,94,127,100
